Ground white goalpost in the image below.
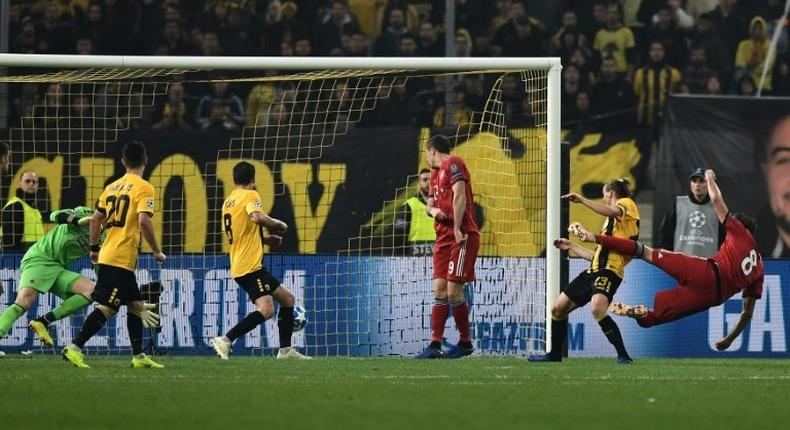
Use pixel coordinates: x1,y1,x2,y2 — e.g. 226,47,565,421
0,54,560,357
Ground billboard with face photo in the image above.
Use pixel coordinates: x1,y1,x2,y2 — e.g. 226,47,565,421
656,95,790,259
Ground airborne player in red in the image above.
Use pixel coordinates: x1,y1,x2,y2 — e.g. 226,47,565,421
572,169,764,351
416,135,480,359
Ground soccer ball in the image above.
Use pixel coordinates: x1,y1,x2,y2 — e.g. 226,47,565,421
293,306,308,332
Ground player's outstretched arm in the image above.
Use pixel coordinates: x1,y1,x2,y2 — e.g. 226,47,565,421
562,192,622,218
139,212,166,263
553,238,595,261
250,211,288,234
705,169,729,223
715,296,756,351
89,210,107,263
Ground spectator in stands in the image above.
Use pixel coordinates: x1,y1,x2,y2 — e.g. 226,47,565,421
564,91,594,133
245,80,278,127
349,33,368,56
736,17,775,93
689,13,730,81
67,94,94,129
552,10,586,54
294,38,312,56
75,37,93,55
491,14,543,57
161,20,189,55
710,0,747,64
634,41,681,127
0,142,9,175
373,7,409,56
77,3,108,54
347,0,387,39
561,64,584,119
398,33,419,57
683,46,717,94
26,83,65,129
152,83,192,130
645,5,688,69
201,31,223,55
663,0,695,30
316,0,360,55
221,6,254,55
369,78,413,127
736,75,757,96
500,73,533,127
432,85,472,129
417,22,442,56
195,80,244,130
262,1,309,55
12,16,38,54
658,167,725,256
2,171,46,251
462,74,486,112
687,0,719,21
591,56,635,132
103,0,142,54
704,75,723,95
593,3,636,77
455,29,474,57
280,41,294,56
488,0,513,36
585,1,608,43
773,55,790,96
567,46,596,82
38,1,76,54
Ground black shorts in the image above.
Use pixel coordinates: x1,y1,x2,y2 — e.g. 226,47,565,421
563,269,622,306
91,264,142,310
235,267,281,303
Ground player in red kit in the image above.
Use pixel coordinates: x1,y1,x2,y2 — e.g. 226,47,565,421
416,135,479,359
572,169,763,350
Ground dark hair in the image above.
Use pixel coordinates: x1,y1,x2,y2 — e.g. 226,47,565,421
0,141,9,157
233,161,256,185
122,141,147,168
426,135,450,154
419,168,431,175
605,177,632,198
733,212,757,234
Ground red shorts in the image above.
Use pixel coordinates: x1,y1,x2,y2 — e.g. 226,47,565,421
432,232,479,283
641,249,719,327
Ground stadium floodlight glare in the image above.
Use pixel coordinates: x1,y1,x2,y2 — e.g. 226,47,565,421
0,54,560,357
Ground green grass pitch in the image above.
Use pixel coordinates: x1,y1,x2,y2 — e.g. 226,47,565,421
1,355,787,430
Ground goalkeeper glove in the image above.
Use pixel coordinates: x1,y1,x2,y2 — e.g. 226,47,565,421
131,303,161,328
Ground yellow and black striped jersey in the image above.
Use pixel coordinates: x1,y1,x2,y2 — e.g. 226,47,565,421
222,188,265,278
590,197,640,278
96,173,155,271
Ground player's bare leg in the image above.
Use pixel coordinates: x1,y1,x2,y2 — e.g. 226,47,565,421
273,286,310,359
213,296,272,360
528,293,578,362
416,278,448,359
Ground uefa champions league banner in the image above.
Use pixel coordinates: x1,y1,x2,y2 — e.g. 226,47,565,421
0,253,546,356
1,254,788,357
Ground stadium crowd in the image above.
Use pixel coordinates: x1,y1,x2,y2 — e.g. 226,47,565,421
5,0,790,132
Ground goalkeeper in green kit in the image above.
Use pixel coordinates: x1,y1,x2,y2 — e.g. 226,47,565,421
0,206,159,347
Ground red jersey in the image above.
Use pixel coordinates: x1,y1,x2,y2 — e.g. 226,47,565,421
711,214,763,300
429,155,479,242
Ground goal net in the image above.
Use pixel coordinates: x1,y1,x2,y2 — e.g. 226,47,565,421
0,56,560,357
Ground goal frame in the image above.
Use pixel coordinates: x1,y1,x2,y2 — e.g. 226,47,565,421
0,54,562,354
